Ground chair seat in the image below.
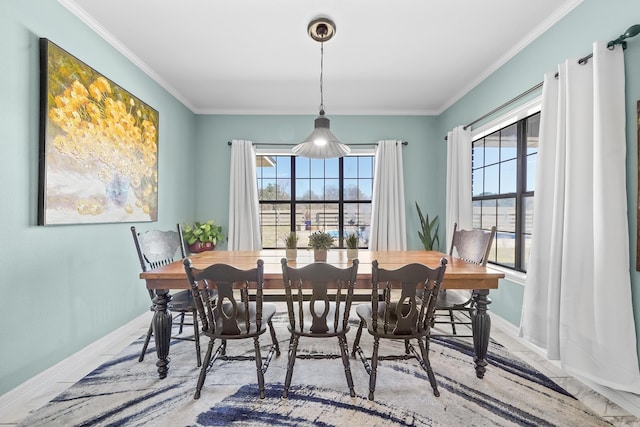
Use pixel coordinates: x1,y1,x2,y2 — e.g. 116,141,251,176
435,289,472,309
166,289,196,310
356,302,426,339
288,301,350,337
208,301,277,338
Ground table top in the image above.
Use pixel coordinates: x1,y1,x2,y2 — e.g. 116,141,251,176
140,249,505,290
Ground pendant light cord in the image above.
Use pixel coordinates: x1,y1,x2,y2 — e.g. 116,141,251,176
319,41,325,115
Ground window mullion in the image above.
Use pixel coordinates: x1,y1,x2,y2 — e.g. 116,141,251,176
290,156,296,232
514,121,525,271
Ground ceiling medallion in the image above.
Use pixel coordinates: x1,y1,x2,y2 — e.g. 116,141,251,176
307,17,336,42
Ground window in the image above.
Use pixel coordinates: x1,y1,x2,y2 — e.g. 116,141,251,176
472,111,539,272
257,155,374,248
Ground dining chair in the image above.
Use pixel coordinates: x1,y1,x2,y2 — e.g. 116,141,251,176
131,224,203,367
183,258,280,399
351,258,448,400
280,258,359,398
432,223,496,337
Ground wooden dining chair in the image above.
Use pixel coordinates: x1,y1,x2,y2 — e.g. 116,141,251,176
280,258,359,398
183,258,280,399
351,258,448,400
432,223,496,337
131,224,203,367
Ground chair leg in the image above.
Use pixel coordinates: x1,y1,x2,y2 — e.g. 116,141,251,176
268,320,281,356
351,319,364,357
253,336,266,399
192,310,201,367
139,322,153,362
282,335,299,399
178,312,186,334
404,339,411,354
418,338,439,397
449,309,457,335
338,335,356,397
368,336,380,401
194,338,215,400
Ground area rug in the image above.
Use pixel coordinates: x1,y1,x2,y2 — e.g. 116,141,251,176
18,315,610,426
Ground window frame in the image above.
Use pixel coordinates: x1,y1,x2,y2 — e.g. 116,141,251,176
471,97,541,274
256,148,375,249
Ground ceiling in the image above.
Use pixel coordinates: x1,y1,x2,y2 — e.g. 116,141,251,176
61,0,581,115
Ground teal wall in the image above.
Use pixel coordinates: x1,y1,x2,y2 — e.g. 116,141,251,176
193,115,442,252
439,0,640,354
0,1,197,395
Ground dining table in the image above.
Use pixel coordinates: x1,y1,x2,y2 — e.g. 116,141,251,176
140,249,505,380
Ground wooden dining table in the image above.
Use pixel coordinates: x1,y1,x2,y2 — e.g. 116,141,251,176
140,249,505,380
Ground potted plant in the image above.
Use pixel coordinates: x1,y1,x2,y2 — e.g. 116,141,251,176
308,230,335,262
283,231,299,261
345,233,359,260
416,202,440,251
183,220,225,253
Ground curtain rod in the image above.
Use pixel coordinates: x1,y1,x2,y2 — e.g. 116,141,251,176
227,141,408,146
444,24,640,141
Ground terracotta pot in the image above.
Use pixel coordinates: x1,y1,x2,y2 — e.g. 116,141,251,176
314,249,327,262
188,241,215,253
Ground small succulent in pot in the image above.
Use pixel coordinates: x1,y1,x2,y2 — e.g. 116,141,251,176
283,232,299,249
346,233,359,260
283,232,299,261
345,233,358,249
308,230,335,262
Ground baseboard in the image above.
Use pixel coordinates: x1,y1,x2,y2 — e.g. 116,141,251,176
0,312,150,422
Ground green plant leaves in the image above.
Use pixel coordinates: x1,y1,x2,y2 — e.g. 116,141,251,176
416,202,439,251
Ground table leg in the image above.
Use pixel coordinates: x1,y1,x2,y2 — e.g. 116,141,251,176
471,289,491,378
152,289,172,378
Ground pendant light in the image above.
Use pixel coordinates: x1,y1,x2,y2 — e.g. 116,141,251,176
293,17,350,159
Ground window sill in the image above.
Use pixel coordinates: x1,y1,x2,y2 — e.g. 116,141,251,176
487,264,526,286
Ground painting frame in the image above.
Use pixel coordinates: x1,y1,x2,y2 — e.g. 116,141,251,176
38,38,159,225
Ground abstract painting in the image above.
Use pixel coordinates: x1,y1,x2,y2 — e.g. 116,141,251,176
38,38,158,225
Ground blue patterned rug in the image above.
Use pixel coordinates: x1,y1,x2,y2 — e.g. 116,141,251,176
18,315,610,426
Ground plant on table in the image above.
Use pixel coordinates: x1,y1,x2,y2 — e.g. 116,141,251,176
183,220,225,253
283,232,299,260
308,230,335,262
346,233,359,259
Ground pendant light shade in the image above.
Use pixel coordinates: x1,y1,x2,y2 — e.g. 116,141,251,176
293,17,350,159
293,113,350,158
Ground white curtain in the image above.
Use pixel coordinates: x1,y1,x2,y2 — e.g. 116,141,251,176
445,125,472,252
227,140,261,250
369,140,407,250
520,42,640,392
